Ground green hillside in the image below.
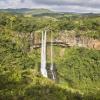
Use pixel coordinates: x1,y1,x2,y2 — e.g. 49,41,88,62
0,12,100,100
0,8,54,15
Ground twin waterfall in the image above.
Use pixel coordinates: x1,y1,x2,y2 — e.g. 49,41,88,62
41,31,47,77
41,30,55,80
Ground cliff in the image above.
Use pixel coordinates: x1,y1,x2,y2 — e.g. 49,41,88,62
31,30,100,50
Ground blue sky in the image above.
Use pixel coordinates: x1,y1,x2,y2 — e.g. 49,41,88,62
0,0,100,13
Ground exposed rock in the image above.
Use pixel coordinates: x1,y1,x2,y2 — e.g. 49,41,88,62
93,40,100,50
60,48,65,57
31,31,100,50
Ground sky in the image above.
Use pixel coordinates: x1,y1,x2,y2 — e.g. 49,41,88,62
0,0,100,13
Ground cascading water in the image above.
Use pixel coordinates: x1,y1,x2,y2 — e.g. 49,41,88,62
50,33,55,80
41,30,55,79
41,31,48,77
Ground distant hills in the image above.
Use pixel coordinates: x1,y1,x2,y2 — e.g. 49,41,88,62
0,8,54,15
0,8,100,17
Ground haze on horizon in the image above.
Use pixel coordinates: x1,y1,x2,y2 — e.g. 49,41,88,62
0,0,100,13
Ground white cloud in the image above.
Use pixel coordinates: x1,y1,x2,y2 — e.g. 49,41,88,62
0,0,33,8
52,5,100,13
0,0,100,13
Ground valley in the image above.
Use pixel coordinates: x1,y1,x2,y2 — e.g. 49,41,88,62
0,9,100,100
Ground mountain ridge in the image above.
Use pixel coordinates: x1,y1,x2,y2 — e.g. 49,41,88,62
0,8,100,15
0,8,54,15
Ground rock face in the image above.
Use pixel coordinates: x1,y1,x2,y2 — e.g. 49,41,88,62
92,40,100,50
32,31,100,50
56,32,100,50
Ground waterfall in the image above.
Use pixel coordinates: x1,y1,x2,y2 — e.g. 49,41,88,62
50,33,55,80
41,30,55,79
41,31,48,77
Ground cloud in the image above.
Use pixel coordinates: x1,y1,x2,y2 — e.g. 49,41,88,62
53,5,100,13
0,0,100,13
33,0,100,9
0,0,51,9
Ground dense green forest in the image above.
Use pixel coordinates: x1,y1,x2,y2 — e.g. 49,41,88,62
0,12,100,100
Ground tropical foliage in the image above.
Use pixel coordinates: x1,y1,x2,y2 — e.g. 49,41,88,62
0,12,100,100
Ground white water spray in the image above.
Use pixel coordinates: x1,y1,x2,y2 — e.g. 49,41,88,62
41,31,48,77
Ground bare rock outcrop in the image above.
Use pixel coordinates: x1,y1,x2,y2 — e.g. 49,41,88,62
32,31,100,50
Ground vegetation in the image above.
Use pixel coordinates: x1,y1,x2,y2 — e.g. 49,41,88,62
0,11,100,99
53,47,100,91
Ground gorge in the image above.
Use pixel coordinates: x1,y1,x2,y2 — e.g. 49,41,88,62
0,11,100,99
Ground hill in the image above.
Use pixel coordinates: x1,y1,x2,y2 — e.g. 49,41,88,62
0,12,100,100
0,8,100,17
0,8,54,15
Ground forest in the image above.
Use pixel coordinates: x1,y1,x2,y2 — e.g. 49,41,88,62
0,11,100,100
